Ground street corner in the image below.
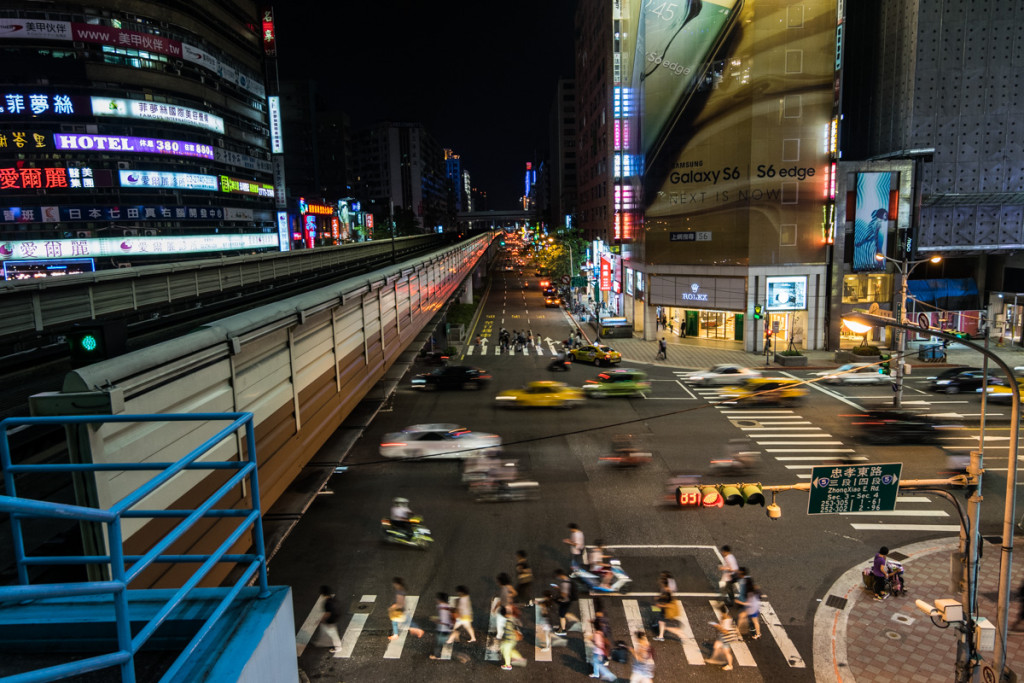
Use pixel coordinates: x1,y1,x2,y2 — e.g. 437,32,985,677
813,538,959,683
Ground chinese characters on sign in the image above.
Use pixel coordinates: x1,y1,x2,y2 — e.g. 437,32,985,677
0,167,94,190
0,234,278,261
807,463,902,514
599,256,611,291
219,175,275,198
0,204,228,224
0,92,77,116
0,130,50,150
92,97,225,134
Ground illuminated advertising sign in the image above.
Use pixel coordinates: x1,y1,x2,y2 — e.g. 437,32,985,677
637,0,835,267
214,147,272,174
852,172,891,272
0,129,51,150
303,202,333,215
765,275,808,311
219,175,274,198
1,204,226,224
600,256,611,291
331,216,339,240
1,166,96,190
262,9,277,56
0,19,73,40
92,97,225,134
268,96,283,153
0,233,278,261
0,92,82,117
277,211,290,252
272,156,287,209
71,22,182,58
53,133,214,159
181,43,266,99
119,169,218,191
366,214,374,229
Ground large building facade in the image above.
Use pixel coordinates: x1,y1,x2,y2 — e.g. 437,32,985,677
0,1,279,276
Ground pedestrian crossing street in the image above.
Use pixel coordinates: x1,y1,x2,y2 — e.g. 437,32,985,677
297,593,806,669
463,342,560,356
677,372,960,536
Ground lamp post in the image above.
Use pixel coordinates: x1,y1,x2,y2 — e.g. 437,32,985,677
874,251,941,408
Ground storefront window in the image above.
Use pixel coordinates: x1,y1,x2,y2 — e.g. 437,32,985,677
842,273,892,304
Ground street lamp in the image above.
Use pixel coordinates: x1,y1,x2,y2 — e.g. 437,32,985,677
874,251,941,408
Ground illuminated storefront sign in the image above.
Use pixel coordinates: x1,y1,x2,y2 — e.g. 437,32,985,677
262,9,277,56
0,166,95,190
0,233,278,261
303,202,333,215
277,211,290,252
600,256,611,291
53,133,214,159
1,204,226,224
0,19,72,40
0,130,50,150
214,147,272,174
219,175,274,198
765,275,808,311
268,96,283,153
92,97,225,134
70,22,182,58
0,92,80,116
119,169,218,191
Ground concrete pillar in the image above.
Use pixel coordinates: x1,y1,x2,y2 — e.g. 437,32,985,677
461,279,473,304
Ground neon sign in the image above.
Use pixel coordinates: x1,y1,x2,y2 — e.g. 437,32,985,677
119,169,218,191
92,97,225,134
0,92,76,116
54,134,214,159
219,175,274,198
0,166,94,190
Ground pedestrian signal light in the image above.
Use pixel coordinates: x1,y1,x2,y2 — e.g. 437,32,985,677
880,354,891,375
753,305,762,320
700,485,724,508
676,486,703,507
67,327,106,366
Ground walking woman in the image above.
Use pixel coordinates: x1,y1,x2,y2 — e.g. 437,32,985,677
447,585,476,644
388,577,424,641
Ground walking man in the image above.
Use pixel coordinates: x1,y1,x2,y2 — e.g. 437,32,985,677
564,523,585,571
719,545,740,606
656,337,667,361
554,568,576,636
430,592,454,659
317,585,343,653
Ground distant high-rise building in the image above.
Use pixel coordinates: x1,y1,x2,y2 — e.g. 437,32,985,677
549,78,578,229
444,149,468,213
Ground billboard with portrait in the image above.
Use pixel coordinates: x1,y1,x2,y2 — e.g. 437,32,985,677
765,275,808,311
635,0,836,267
851,172,891,272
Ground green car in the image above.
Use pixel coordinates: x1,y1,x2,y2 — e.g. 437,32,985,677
583,369,651,398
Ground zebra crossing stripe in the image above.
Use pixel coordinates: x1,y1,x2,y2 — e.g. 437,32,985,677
673,600,706,665
622,600,646,653
580,598,595,666
759,601,806,668
295,594,325,656
384,595,420,659
709,600,755,666
484,597,501,661
336,594,376,658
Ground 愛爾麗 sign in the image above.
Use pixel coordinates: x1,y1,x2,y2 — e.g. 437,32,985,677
599,256,612,291
647,275,746,311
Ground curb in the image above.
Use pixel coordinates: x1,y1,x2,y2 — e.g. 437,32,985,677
811,538,959,683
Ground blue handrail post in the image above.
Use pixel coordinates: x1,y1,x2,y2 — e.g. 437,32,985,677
244,418,271,598
0,427,30,586
107,520,136,683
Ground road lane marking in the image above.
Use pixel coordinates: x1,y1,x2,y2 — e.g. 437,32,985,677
850,523,959,531
535,602,552,662
759,442,845,446
336,594,376,658
622,600,647,657
484,596,500,661
580,598,595,668
842,510,950,517
766,448,856,453
776,455,867,461
760,600,806,668
384,595,420,659
750,434,844,439
740,427,823,431
295,594,325,656
673,600,706,665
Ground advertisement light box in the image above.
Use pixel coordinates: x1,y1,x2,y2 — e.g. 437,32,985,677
765,275,808,311
92,97,225,134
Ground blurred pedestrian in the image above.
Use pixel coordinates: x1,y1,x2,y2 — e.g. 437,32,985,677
515,550,534,606
554,568,577,635
499,606,526,670
653,590,685,641
316,585,343,653
1013,580,1024,631
448,585,477,644
736,582,762,640
593,597,613,659
430,592,454,659
388,577,424,641
656,337,667,361
658,571,677,595
705,604,738,670
719,545,740,606
627,630,655,683
564,523,585,571
494,573,518,637
586,618,617,681
536,590,555,650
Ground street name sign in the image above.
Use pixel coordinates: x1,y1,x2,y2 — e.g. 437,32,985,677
807,462,902,514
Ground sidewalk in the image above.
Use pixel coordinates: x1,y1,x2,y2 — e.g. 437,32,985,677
814,538,1024,682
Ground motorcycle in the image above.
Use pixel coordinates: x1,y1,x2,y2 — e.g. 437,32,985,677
601,433,652,468
470,478,540,503
572,558,632,594
861,559,906,597
381,515,433,549
710,439,760,475
548,358,571,372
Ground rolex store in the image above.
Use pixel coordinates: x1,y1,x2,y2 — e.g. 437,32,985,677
649,275,746,345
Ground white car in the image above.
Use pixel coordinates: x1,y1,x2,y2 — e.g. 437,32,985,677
379,424,502,460
814,363,888,385
684,364,761,386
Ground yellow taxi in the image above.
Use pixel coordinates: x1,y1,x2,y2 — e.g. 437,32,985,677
979,377,1024,404
570,344,622,367
495,381,585,409
722,377,807,406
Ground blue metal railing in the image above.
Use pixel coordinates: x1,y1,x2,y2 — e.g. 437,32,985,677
0,412,270,683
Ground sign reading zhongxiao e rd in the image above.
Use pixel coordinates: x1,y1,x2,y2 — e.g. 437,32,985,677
807,462,902,515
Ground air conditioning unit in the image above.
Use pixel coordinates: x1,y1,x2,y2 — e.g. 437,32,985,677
123,229,139,237
143,229,157,236
75,230,92,239
117,162,130,170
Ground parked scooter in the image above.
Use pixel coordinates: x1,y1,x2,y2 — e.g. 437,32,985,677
572,558,632,594
381,515,433,549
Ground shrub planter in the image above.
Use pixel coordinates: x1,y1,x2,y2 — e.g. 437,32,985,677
774,353,808,367
834,350,882,364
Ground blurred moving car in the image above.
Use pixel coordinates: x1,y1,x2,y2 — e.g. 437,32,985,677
583,369,651,398
495,380,585,408
928,369,1004,394
847,410,958,445
570,344,622,366
412,365,491,391
977,377,1024,403
379,424,502,459
722,377,807,406
814,363,888,385
544,295,561,307
683,364,761,386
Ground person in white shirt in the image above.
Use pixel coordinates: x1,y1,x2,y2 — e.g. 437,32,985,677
718,545,740,605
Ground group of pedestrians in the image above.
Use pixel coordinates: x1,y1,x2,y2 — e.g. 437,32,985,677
498,328,532,353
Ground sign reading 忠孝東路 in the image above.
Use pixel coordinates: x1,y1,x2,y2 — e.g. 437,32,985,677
807,463,902,515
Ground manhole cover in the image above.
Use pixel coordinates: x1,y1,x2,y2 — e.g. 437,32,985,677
884,630,902,640
892,613,915,625
825,595,848,610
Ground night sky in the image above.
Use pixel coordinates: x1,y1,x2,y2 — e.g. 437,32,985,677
273,1,577,209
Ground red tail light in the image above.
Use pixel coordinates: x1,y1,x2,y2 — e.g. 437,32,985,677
380,442,407,448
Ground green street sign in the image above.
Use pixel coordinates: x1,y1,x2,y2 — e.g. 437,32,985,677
571,276,587,287
807,462,902,515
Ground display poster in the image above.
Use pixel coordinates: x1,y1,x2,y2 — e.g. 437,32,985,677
637,0,836,266
0,233,277,261
852,172,891,272
765,275,808,310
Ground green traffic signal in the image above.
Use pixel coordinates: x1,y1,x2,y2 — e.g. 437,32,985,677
753,305,762,320
880,354,891,375
68,327,106,367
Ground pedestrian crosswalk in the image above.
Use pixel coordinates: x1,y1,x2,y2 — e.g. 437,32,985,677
677,372,958,536
297,592,806,670
463,342,559,356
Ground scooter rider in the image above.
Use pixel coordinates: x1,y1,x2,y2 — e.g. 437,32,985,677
390,497,413,536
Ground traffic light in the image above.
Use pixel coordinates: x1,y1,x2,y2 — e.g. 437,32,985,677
951,331,970,340
676,485,702,507
67,327,107,367
700,485,724,508
718,483,765,507
880,354,891,375
765,328,772,340
753,305,762,320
